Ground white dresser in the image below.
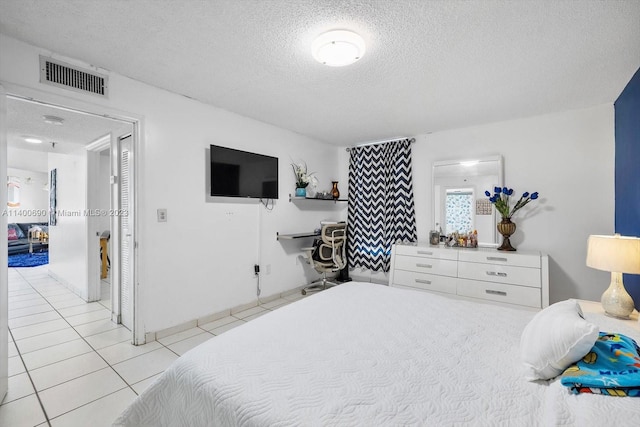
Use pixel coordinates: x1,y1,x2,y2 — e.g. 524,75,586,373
389,243,549,308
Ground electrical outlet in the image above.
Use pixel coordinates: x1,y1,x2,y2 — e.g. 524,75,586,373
266,264,271,275
157,208,167,222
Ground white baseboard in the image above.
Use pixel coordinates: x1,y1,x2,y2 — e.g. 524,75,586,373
47,269,89,301
145,285,307,343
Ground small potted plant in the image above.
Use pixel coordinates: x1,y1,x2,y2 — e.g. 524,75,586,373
291,161,316,198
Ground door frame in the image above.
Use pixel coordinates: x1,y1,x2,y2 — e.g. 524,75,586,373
1,82,144,345
0,84,9,402
87,132,134,330
86,133,111,303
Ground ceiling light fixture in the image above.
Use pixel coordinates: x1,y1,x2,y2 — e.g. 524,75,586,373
43,115,65,125
24,137,43,144
460,160,479,167
312,30,366,67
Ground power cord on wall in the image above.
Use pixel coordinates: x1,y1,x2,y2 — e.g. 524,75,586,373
260,198,274,210
254,264,261,301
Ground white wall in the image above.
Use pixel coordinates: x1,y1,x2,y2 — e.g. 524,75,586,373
411,104,615,303
7,146,48,173
6,167,48,223
0,35,345,338
47,151,89,299
139,90,345,333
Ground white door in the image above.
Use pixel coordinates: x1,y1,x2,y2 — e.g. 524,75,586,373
118,135,133,330
111,134,134,331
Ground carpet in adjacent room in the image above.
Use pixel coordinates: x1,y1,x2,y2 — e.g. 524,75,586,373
8,252,49,267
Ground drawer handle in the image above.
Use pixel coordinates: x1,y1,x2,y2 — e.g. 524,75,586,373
416,263,433,269
487,256,508,262
486,271,507,277
486,289,507,296
417,251,433,255
415,279,432,285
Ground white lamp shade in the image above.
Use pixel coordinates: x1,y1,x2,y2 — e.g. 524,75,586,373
586,234,640,274
312,30,366,67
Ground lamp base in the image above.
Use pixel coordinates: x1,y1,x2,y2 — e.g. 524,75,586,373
601,272,635,319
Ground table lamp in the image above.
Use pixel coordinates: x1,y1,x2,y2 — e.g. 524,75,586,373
586,234,640,318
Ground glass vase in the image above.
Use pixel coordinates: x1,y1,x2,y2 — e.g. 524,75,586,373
295,187,306,198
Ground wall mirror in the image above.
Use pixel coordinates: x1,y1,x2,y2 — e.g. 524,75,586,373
432,155,503,247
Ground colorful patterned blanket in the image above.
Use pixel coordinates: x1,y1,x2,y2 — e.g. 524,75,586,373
560,332,640,397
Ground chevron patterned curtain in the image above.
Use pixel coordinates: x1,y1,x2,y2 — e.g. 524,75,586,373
347,139,417,272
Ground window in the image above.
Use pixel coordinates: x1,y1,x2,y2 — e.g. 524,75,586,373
445,188,473,234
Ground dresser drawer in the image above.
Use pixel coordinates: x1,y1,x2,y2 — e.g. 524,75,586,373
393,244,458,261
457,278,542,308
394,255,458,277
458,261,541,288
458,250,541,268
392,270,457,295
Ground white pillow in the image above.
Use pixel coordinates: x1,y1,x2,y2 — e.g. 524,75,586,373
520,299,599,381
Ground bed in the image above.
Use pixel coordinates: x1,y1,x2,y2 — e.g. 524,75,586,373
114,282,640,426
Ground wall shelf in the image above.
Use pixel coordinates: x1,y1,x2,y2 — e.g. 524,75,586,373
289,194,348,203
276,231,319,241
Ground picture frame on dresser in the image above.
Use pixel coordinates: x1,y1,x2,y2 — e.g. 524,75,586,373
388,242,549,309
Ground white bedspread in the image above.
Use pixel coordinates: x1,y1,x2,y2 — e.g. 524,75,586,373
114,282,640,426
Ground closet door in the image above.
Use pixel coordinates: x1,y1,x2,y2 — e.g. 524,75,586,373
111,133,134,331
119,135,133,330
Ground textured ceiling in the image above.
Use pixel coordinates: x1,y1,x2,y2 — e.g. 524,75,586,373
1,0,639,146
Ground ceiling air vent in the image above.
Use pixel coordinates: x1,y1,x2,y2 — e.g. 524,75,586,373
39,56,108,97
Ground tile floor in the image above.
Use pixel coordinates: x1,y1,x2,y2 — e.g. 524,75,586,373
1,265,307,427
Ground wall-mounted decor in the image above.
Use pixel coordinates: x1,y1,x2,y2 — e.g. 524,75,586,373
49,169,57,225
7,176,20,207
476,199,492,215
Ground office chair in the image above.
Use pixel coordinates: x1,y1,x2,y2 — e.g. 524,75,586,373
301,222,347,295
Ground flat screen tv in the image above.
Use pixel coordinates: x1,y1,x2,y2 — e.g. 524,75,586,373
210,145,279,199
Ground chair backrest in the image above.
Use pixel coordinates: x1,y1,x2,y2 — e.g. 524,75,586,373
313,223,347,270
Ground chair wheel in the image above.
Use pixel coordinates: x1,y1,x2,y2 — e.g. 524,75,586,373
301,290,307,295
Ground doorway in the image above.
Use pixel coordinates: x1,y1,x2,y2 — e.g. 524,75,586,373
4,93,138,340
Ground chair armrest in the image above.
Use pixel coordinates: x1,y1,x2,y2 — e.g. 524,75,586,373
302,247,315,264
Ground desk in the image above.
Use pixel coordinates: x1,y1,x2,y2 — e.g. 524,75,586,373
276,231,319,241
277,230,352,282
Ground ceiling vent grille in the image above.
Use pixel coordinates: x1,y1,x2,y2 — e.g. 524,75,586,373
39,56,108,97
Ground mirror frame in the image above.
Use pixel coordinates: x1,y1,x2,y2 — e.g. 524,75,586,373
432,155,503,247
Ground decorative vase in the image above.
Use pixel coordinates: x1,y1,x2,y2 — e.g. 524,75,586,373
497,217,517,251
306,186,316,198
331,181,340,199
295,187,306,197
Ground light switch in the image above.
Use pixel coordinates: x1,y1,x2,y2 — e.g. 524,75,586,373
157,208,167,222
